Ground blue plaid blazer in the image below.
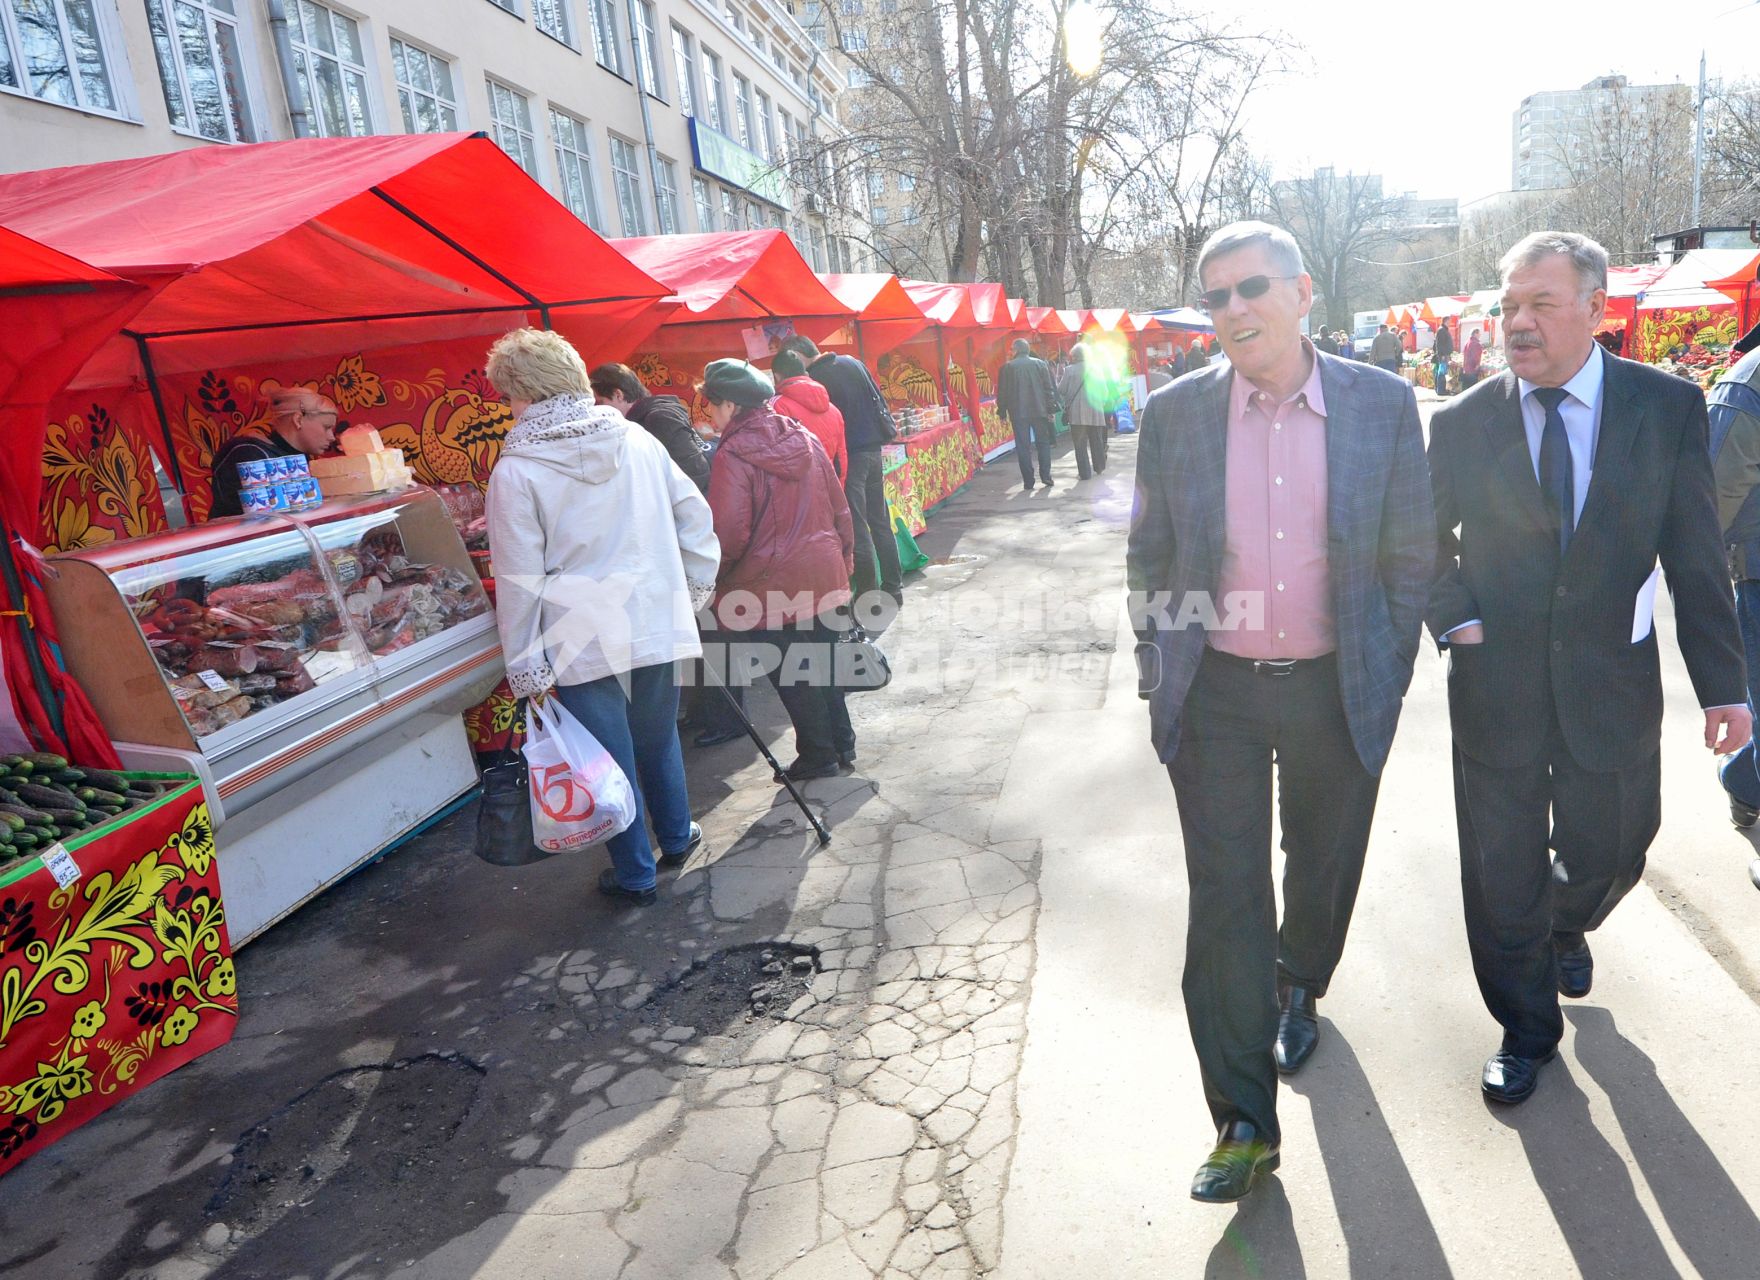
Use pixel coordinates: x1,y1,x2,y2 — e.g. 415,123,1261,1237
1125,354,1436,775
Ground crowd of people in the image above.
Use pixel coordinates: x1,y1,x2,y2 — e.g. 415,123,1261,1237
485,328,902,907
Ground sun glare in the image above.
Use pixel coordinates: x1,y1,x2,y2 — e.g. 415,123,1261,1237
1065,3,1104,76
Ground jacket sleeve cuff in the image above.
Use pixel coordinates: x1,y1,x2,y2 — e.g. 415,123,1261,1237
508,664,556,699
687,576,716,614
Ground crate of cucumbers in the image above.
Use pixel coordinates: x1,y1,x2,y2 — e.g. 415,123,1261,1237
0,754,199,888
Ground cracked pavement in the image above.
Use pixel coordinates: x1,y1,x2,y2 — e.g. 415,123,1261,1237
0,436,1129,1279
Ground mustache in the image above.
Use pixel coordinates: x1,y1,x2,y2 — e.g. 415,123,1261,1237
1507,335,1544,349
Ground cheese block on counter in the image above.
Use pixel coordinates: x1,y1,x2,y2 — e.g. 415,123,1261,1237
338,425,384,456
311,447,412,493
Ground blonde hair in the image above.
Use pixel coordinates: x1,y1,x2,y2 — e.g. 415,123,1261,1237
267,386,333,423
485,327,592,404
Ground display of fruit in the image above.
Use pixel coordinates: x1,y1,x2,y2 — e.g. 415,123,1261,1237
0,756,189,871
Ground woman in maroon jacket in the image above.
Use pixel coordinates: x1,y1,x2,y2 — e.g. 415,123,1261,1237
701,359,859,780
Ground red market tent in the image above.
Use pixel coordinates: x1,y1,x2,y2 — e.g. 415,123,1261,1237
613,230,854,357
819,273,932,360
1705,251,1760,332
1058,308,1091,333
1027,306,1071,336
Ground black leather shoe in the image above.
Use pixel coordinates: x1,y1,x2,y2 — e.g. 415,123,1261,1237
1190,1121,1280,1203
838,750,858,770
1022,480,1036,492
597,868,657,907
1042,476,1055,488
1733,797,1760,830
1481,1047,1556,1104
657,822,703,870
776,757,840,782
1553,934,1593,998
1274,986,1320,1074
693,727,743,748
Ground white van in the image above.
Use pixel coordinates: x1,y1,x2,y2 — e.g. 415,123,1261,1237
1351,310,1384,358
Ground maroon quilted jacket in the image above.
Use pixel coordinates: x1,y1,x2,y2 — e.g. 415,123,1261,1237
708,402,855,628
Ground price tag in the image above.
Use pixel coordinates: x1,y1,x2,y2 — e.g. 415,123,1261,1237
41,843,81,889
197,669,230,693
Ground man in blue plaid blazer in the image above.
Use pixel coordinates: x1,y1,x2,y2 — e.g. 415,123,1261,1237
1126,222,1434,1203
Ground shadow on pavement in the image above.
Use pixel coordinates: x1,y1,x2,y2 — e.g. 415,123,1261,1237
1489,1055,1676,1279
1287,1024,1453,1279
1568,1004,1760,1280
1203,1177,1307,1280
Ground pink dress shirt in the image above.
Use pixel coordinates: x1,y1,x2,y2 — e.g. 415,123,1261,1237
1210,348,1336,660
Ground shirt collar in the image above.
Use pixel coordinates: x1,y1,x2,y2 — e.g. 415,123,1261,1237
1229,338,1328,420
1519,343,1603,409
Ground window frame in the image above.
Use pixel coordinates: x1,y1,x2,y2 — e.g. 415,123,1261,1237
670,22,694,116
529,0,575,49
635,0,662,99
549,104,607,233
608,133,647,237
390,34,459,134
754,86,774,161
145,0,263,143
701,46,724,133
692,175,716,232
485,74,540,177
0,0,131,118
655,155,681,235
287,0,376,138
588,0,623,77
732,70,752,149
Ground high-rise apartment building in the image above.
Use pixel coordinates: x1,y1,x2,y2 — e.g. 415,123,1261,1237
1512,74,1691,191
0,0,868,269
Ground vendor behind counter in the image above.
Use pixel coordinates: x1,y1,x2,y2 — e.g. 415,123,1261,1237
208,389,340,518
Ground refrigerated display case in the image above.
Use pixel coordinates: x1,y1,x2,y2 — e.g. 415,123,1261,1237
41,489,506,942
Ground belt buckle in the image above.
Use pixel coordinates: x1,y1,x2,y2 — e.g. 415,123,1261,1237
1253,659,1297,678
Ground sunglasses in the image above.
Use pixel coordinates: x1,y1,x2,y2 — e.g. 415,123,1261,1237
1196,275,1299,314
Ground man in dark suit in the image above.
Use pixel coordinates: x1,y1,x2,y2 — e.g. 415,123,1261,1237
1127,221,1434,1203
1427,231,1750,1106
996,338,1061,490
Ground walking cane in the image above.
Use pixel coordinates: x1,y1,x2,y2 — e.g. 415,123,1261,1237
701,665,833,847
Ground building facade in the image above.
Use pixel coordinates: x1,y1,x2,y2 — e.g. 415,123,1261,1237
1513,74,1691,191
0,0,867,269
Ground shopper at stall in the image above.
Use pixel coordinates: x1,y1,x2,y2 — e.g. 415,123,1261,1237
998,337,1061,490
1370,323,1403,375
486,328,720,908
1431,321,1454,395
1460,328,1485,390
207,388,339,519
771,349,848,482
778,336,903,615
1058,342,1112,479
699,358,858,781
588,362,712,494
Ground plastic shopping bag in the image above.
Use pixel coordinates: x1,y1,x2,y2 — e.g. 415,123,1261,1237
523,696,638,853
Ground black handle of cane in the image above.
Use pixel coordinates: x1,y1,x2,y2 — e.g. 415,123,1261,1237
703,665,833,846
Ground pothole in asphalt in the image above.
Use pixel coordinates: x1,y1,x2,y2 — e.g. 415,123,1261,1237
631,942,818,1033
205,1052,485,1228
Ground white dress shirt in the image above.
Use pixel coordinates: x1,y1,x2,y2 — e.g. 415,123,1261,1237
1518,343,1604,520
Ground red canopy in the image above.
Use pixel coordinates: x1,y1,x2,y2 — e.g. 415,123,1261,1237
0,134,673,382
904,280,981,333
613,230,853,353
819,273,931,358
1058,308,1091,332
1026,306,1071,335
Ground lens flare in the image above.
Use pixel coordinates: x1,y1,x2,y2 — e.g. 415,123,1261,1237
1065,3,1104,76
1080,331,1132,410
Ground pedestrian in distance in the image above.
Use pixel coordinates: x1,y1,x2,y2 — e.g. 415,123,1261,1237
1432,320,1455,395
1459,328,1484,391
997,337,1061,491
1370,323,1404,376
1171,345,1189,378
699,359,859,783
771,349,848,483
589,362,712,493
778,336,904,618
486,328,720,908
1127,220,1434,1203
1427,231,1750,1105
1057,342,1112,479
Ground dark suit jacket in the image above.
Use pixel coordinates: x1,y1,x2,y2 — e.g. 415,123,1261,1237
1426,356,1745,771
1126,355,1435,775
997,354,1058,426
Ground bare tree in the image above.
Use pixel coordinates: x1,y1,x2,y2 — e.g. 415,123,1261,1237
1549,83,1695,261
1268,168,1412,329
1705,77,1760,224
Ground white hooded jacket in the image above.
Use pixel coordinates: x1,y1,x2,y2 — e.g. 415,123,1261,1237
487,393,720,696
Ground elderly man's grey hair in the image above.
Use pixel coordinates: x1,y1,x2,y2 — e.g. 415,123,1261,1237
1499,231,1609,299
1196,221,1305,285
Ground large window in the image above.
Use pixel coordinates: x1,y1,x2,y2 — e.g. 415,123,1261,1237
670,24,693,115
589,0,621,75
635,0,661,97
721,188,741,231
391,36,456,133
532,0,571,45
146,0,256,142
609,135,646,236
755,88,774,160
701,47,724,133
693,176,716,232
656,157,680,235
777,108,793,161
550,107,604,231
898,171,916,192
732,71,752,149
866,170,884,202
486,77,538,175
287,0,371,137
0,0,120,112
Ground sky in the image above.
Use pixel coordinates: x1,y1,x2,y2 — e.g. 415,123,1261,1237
1234,0,1760,206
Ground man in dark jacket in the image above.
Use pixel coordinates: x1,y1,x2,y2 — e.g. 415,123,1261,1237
780,337,903,609
996,338,1060,490
1431,322,1455,395
1711,322,1760,842
590,362,712,493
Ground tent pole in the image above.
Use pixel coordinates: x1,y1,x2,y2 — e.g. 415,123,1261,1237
132,333,187,494
0,511,66,748
369,187,548,319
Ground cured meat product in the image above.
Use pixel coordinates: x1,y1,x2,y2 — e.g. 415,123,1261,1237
230,599,306,626
168,672,241,709
210,695,252,729
193,644,259,676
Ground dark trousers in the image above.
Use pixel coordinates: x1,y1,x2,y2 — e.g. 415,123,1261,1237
1453,718,1660,1058
1167,649,1382,1143
1720,580,1760,806
845,449,903,598
1069,422,1108,477
1013,416,1053,485
1378,358,1402,375
718,620,854,766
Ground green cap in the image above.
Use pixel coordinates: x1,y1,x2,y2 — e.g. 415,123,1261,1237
701,358,775,408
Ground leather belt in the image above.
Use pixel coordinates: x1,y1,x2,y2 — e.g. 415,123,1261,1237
1206,648,1334,678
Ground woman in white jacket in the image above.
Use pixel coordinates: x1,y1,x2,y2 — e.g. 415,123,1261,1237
486,329,721,907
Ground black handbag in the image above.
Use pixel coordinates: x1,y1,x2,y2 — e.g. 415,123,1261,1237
472,750,554,866
836,627,893,693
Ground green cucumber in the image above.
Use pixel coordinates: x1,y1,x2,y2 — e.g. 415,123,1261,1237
16,783,81,811
10,831,41,848
0,803,51,826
